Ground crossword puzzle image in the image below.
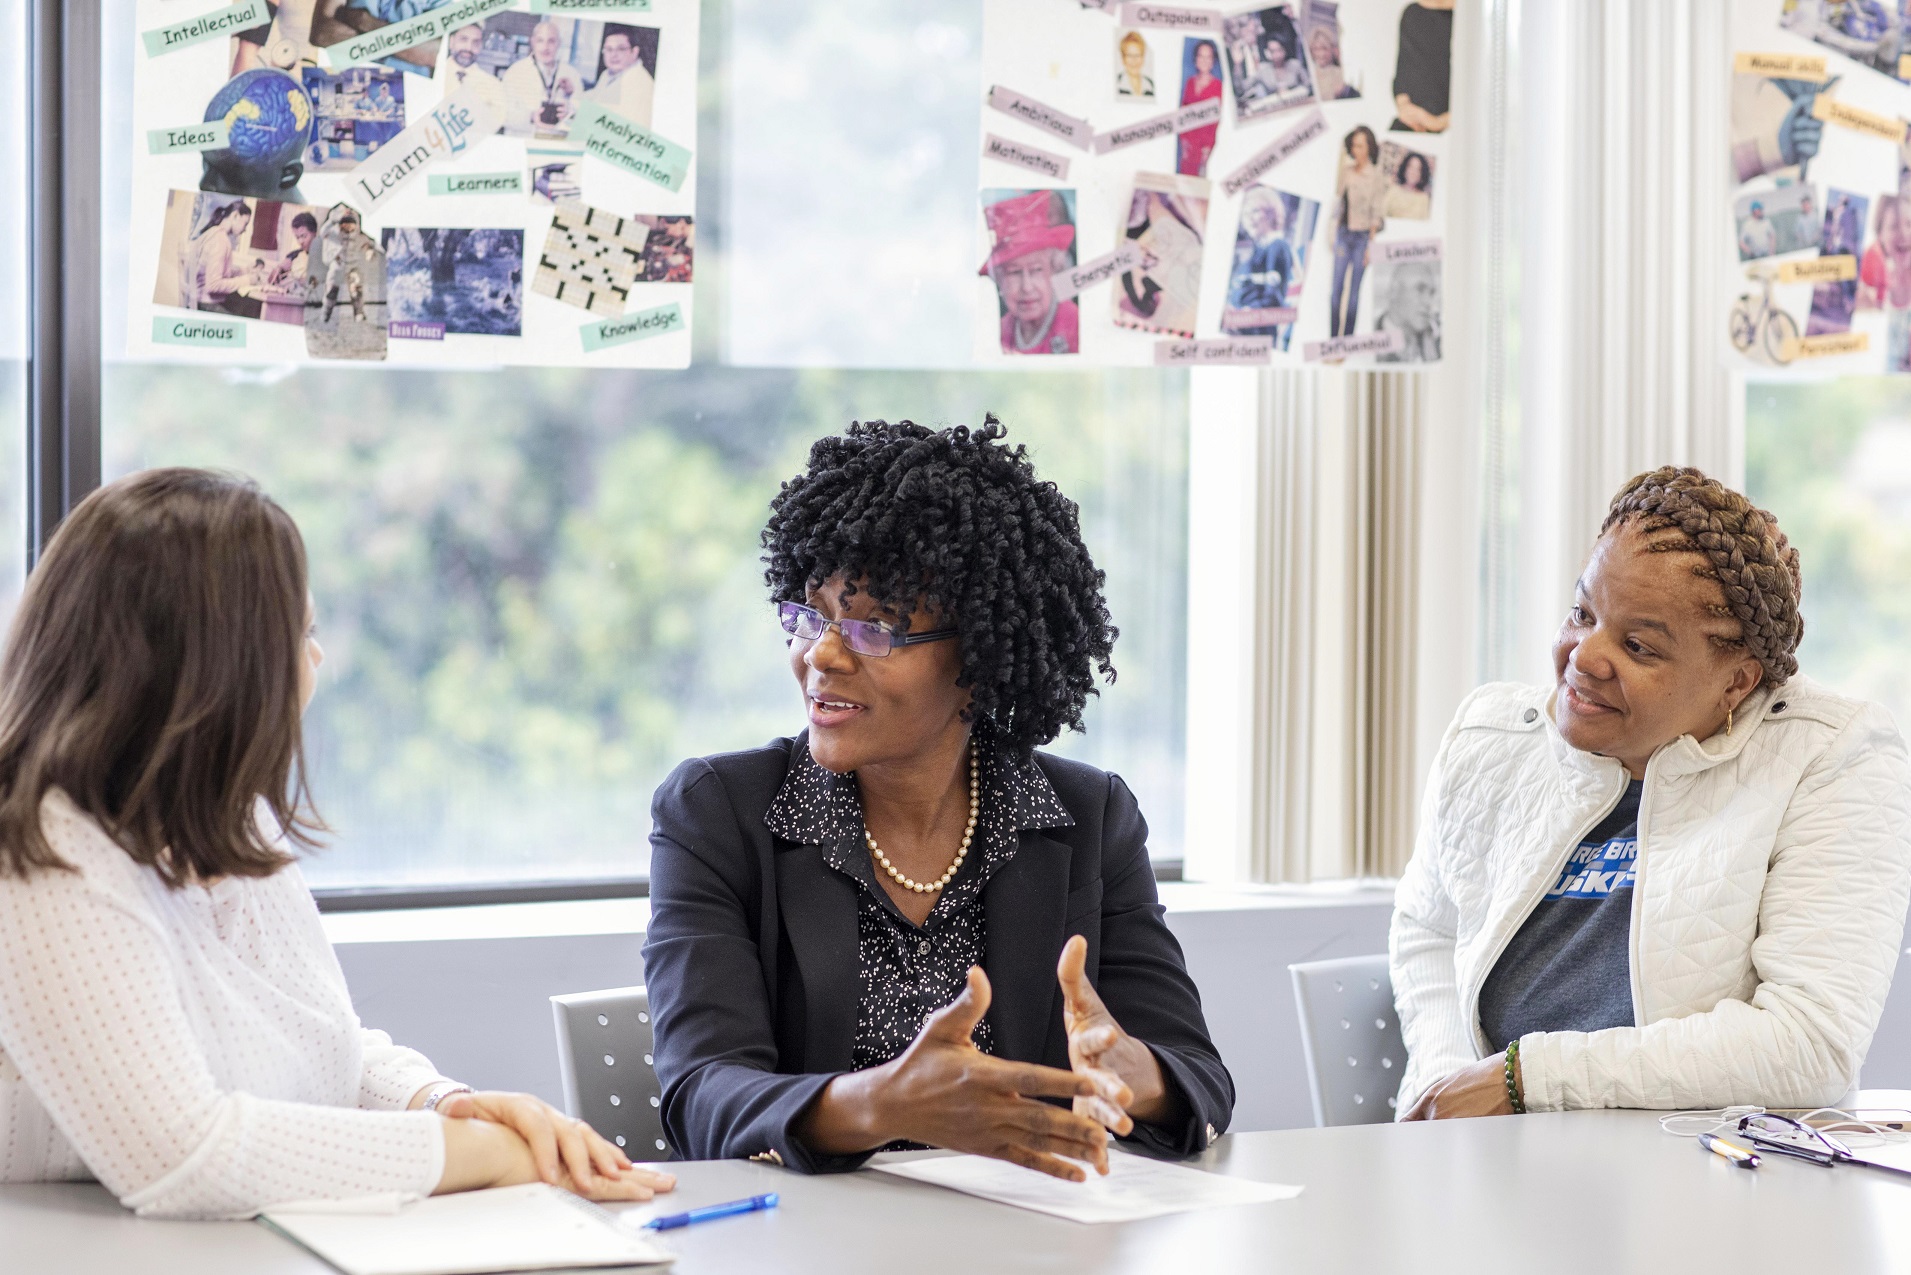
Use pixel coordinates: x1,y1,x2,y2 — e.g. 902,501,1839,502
534,202,650,317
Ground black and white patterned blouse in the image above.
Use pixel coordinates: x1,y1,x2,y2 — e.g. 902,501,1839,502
762,737,1074,1071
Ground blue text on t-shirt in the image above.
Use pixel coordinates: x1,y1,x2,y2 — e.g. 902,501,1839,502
1543,835,1638,900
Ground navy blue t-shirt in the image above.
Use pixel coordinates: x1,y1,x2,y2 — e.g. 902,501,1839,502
1477,780,1641,1053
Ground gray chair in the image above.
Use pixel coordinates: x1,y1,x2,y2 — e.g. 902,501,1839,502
1288,954,1407,1127
549,985,672,1161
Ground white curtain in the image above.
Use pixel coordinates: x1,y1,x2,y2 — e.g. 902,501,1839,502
1186,363,1446,883
1497,0,1737,685
1187,0,1739,883
1186,0,1493,885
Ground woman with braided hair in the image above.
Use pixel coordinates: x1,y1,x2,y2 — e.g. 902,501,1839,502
1392,467,1911,1119
642,417,1232,1178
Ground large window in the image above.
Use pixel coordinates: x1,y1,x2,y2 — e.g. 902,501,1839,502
100,2,1189,891
1747,379,1911,729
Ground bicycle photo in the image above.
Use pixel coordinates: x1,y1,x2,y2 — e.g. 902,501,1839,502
1730,262,1801,365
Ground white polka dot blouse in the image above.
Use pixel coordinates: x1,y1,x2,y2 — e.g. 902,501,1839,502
0,790,454,1218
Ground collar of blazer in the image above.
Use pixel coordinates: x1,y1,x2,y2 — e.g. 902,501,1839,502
774,823,1080,1071
763,732,1074,850
766,735,1081,1071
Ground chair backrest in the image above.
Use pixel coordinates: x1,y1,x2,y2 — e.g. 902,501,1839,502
549,985,671,1161
1288,954,1407,1127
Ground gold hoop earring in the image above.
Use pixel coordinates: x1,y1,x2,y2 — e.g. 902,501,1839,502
1727,706,1734,736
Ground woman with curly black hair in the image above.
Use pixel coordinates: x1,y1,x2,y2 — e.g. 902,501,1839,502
642,417,1232,1180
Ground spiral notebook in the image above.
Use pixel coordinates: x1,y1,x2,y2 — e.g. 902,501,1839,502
260,1183,673,1274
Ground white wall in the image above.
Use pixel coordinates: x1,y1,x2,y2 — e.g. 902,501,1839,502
329,886,1395,1134
329,887,1911,1134
1160,885,1394,1131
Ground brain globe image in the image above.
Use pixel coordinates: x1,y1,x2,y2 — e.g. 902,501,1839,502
202,69,313,194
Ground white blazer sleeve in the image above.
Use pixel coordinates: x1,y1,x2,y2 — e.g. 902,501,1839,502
1389,708,1481,1115
1519,702,1911,1111
0,865,445,1219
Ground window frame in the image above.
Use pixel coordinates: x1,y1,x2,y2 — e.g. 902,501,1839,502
28,0,101,562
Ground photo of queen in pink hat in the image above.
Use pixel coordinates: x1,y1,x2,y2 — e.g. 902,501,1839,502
979,188,1080,355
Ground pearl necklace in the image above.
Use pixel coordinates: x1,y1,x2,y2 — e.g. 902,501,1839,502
1012,301,1059,352
865,754,980,895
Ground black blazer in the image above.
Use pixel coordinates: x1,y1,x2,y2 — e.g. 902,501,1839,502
642,736,1235,1172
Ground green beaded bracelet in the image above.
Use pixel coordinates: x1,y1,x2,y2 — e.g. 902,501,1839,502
1504,1040,1527,1114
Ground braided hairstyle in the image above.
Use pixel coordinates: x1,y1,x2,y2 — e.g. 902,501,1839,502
1599,466,1803,686
762,415,1117,757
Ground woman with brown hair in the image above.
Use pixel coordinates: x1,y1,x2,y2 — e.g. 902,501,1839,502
1328,124,1385,338
180,200,260,317
1392,467,1911,1118
0,470,675,1217
1176,39,1223,177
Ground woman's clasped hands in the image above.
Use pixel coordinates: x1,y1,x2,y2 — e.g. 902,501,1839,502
431,1089,677,1201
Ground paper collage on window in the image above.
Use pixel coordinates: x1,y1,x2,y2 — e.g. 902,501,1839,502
1726,1,1911,372
977,0,1453,367
130,0,699,368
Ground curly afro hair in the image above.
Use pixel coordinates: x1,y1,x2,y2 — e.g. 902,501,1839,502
762,415,1117,757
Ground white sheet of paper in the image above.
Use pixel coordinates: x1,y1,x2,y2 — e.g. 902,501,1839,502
1836,1139,1911,1175
261,1183,673,1275
871,1150,1301,1224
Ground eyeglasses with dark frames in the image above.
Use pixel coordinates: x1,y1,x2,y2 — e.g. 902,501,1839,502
1735,1113,1855,1167
1726,1111,1911,1181
777,601,958,659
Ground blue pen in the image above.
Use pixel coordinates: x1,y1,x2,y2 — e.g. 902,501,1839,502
642,1192,779,1230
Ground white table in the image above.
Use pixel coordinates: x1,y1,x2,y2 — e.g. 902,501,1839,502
7,1111,1910,1274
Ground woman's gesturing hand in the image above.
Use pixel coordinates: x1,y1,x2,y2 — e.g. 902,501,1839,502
1400,1053,1516,1121
1056,934,1178,1131
435,1090,678,1201
798,966,1113,1181
883,967,1114,1179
